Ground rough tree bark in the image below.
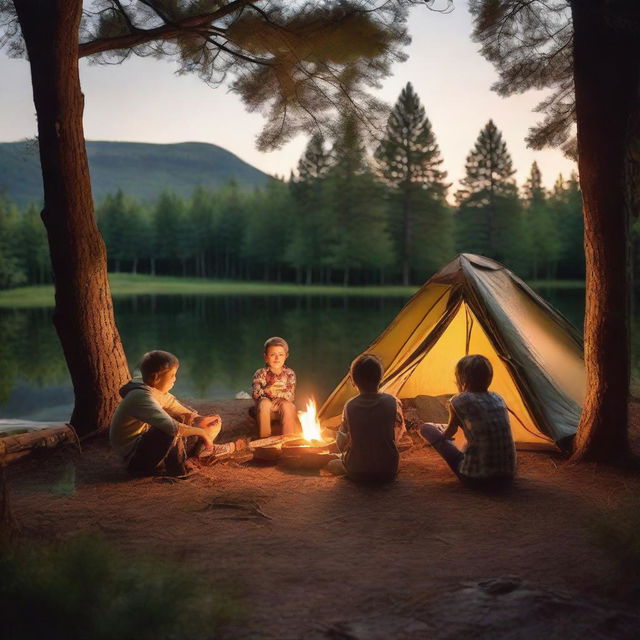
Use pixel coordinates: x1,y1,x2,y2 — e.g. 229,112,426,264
571,1,640,462
13,0,130,436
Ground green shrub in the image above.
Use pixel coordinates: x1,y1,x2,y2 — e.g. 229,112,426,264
0,536,240,639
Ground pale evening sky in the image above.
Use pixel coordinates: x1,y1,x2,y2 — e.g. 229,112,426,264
0,3,576,193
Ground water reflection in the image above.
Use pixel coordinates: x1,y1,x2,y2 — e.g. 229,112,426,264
2,288,633,422
0,295,407,420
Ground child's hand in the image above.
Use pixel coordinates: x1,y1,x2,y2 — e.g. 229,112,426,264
200,424,220,450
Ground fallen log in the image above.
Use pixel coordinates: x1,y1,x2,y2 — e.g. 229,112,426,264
0,425,77,465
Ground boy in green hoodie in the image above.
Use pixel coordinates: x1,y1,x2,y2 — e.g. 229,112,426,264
110,350,221,476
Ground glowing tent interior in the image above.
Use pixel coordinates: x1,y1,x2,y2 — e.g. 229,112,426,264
318,254,585,450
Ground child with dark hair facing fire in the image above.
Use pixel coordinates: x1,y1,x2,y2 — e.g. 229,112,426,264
419,354,516,489
110,350,221,476
327,353,406,483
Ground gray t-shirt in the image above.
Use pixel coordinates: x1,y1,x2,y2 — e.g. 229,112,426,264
338,392,404,481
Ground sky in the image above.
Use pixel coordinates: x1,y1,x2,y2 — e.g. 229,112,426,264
0,2,576,194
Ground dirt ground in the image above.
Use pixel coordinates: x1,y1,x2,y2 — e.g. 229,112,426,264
7,401,640,639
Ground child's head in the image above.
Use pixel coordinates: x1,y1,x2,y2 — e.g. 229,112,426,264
140,350,179,393
263,336,289,372
350,353,383,393
455,354,493,392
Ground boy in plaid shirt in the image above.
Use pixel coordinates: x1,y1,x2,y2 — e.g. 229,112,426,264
420,354,516,488
252,336,299,438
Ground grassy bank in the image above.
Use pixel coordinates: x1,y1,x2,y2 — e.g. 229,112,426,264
0,273,586,308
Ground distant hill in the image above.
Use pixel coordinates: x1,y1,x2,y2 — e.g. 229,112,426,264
0,140,271,206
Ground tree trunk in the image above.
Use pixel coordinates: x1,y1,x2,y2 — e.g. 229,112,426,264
14,0,130,436
402,188,412,286
570,1,639,463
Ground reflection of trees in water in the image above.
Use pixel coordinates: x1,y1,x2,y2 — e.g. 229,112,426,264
5,291,639,412
0,309,68,405
114,295,406,403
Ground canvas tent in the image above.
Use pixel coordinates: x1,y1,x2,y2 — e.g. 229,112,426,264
318,254,585,450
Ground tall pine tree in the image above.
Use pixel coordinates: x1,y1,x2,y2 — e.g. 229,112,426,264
326,114,392,285
288,134,333,284
375,82,452,284
551,172,585,280
455,120,523,268
522,161,562,279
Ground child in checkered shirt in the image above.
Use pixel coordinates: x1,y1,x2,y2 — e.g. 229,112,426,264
419,354,516,488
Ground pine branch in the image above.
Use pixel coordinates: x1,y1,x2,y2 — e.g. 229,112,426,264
78,0,256,58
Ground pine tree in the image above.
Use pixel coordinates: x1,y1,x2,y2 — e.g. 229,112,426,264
455,120,522,267
375,82,452,283
522,162,562,279
287,134,333,284
214,180,247,279
19,203,49,284
189,186,215,279
551,172,585,280
97,190,130,273
0,194,26,289
243,178,293,281
153,192,189,275
326,114,393,285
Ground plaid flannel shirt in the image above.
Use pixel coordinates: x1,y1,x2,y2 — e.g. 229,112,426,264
451,391,516,479
252,366,296,403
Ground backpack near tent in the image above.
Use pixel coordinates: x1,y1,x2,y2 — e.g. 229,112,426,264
318,254,585,451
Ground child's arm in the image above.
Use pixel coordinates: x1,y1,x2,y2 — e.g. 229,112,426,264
336,405,350,452
441,402,461,440
393,397,406,442
128,391,219,449
163,394,199,424
177,422,220,449
281,369,296,402
163,395,221,433
252,369,268,401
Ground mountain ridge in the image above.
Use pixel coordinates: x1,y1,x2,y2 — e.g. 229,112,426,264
0,140,271,206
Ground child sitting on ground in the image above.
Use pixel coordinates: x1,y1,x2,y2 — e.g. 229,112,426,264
327,354,406,483
252,337,299,438
110,350,222,476
419,354,516,488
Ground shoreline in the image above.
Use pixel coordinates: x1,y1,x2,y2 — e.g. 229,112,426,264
0,273,586,308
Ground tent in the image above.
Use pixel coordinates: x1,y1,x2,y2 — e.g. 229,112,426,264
318,254,585,450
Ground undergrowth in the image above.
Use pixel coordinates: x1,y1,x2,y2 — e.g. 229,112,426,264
0,535,240,639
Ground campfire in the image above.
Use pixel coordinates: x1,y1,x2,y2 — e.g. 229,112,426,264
251,398,336,468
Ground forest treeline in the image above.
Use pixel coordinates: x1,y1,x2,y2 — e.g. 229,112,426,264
0,83,591,290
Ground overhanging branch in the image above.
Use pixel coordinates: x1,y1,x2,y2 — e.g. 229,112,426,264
78,0,256,58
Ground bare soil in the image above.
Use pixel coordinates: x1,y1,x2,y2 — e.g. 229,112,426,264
7,400,640,639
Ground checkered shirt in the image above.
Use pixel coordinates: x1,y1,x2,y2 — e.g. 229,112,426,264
451,391,516,479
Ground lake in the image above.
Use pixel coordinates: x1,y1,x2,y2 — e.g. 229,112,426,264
0,287,616,422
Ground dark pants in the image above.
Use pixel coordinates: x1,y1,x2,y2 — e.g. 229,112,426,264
420,423,513,490
127,427,204,476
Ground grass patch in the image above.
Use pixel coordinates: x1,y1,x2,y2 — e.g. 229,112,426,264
0,274,418,308
0,535,240,639
0,273,585,308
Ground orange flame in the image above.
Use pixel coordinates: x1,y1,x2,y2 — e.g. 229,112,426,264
298,398,323,442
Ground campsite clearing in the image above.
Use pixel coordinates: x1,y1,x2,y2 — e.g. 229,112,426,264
7,399,640,639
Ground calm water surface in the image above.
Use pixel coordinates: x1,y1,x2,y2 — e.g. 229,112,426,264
0,288,604,421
